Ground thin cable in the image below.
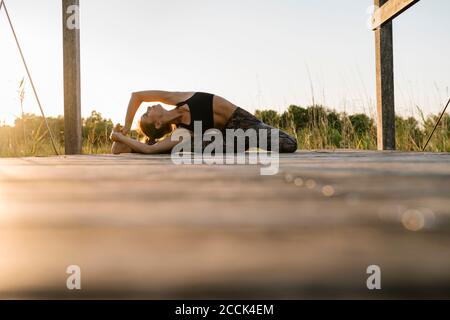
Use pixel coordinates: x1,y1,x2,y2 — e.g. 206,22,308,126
1,0,60,155
423,97,450,152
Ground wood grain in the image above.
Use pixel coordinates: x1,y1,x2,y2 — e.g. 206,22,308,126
62,0,82,155
0,151,449,299
372,0,420,30
375,0,396,151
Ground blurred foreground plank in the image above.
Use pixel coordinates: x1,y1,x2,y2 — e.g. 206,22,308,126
0,151,449,299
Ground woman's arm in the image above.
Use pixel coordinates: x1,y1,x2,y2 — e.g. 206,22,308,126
111,131,185,154
123,90,194,133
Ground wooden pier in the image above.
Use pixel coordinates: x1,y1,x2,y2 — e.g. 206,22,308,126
0,151,449,299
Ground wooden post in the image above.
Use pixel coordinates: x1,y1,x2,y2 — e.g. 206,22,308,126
371,0,420,30
374,0,396,150
62,0,82,155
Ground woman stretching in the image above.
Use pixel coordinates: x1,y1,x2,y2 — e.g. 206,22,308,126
110,91,297,154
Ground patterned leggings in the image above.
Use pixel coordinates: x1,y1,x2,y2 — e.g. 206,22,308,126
201,107,298,153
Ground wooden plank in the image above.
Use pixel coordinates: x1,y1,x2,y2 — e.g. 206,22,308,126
0,152,450,298
375,0,396,151
372,0,420,30
62,0,82,155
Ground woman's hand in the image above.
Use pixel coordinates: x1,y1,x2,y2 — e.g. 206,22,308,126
110,131,124,142
110,124,125,142
120,123,130,135
112,123,130,136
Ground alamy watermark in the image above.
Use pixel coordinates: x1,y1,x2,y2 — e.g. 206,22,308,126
170,121,280,176
66,4,80,30
366,5,380,30
366,265,382,290
63,264,381,293
66,265,82,290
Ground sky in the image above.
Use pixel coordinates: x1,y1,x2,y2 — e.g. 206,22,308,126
0,0,449,128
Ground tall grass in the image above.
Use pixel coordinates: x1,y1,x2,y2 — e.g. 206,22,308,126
0,111,114,157
255,105,449,152
0,106,448,157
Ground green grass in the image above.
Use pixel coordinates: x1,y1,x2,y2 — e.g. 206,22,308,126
279,107,378,150
0,111,114,157
0,106,449,158
256,105,449,152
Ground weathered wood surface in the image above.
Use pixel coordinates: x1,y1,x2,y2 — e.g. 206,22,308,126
375,0,396,151
0,151,449,299
371,0,420,30
62,0,82,155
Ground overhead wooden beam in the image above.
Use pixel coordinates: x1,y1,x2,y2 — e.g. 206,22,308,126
374,0,396,150
62,0,82,155
372,0,420,30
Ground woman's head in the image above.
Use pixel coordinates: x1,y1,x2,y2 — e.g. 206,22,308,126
138,105,174,144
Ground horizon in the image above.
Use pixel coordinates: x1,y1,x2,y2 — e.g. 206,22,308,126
1,0,449,128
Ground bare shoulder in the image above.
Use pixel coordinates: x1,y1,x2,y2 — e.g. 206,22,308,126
133,91,196,105
171,92,237,108
168,91,196,105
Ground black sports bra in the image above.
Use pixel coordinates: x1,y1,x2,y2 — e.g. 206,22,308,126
176,92,214,133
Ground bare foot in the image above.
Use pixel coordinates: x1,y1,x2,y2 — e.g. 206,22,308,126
110,124,132,154
111,141,132,154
